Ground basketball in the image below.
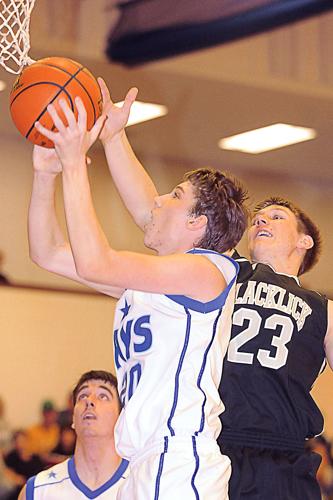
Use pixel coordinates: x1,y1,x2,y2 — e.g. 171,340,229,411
9,56,102,148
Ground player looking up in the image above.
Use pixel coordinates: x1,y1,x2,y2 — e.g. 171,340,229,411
28,88,248,499
218,198,332,499
18,370,128,499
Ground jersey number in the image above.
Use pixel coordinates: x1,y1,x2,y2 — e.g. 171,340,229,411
227,308,293,369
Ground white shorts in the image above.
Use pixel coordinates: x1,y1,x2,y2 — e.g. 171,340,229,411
116,435,230,500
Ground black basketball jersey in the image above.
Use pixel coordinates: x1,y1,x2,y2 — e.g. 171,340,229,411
219,253,328,452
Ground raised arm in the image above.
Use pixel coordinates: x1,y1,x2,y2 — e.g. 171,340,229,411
34,99,229,301
28,146,123,297
29,145,74,277
98,78,158,229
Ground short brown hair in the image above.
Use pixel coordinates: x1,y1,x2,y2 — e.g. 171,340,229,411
72,370,120,407
184,168,248,253
254,197,321,275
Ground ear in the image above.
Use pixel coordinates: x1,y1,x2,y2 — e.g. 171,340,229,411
186,214,207,231
297,234,314,250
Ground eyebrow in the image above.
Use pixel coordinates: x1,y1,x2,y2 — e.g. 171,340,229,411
77,383,114,397
98,385,114,396
174,185,185,193
254,207,289,217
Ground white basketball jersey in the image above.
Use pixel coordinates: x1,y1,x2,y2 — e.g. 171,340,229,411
113,249,238,460
25,457,129,499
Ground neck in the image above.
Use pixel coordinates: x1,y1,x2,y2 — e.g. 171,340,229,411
223,249,234,257
252,256,300,276
74,437,121,489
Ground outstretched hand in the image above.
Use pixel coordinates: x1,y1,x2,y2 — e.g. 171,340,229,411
98,77,138,144
34,97,106,169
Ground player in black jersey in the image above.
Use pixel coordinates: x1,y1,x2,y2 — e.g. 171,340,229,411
218,197,333,499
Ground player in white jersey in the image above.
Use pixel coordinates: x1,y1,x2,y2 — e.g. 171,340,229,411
114,248,237,498
18,371,129,500
28,89,247,498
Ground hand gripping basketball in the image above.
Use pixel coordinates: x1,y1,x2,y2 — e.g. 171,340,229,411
35,97,106,167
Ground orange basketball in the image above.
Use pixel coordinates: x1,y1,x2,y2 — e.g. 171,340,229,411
9,56,102,148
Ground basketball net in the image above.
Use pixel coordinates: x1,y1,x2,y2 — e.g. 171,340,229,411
0,0,36,74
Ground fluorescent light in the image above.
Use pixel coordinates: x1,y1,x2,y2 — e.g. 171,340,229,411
0,80,6,91
219,123,317,154
115,100,167,126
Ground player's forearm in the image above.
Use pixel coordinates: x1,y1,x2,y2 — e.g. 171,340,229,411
62,157,116,283
28,171,66,267
103,131,158,229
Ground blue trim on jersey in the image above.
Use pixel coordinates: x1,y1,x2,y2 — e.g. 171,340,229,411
166,249,239,313
195,308,223,436
34,476,70,489
68,456,129,498
167,308,192,436
154,436,169,500
26,475,36,500
191,436,200,500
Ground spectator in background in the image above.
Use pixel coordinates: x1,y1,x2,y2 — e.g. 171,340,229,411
4,430,45,500
57,392,74,429
0,250,10,285
0,397,12,452
0,455,17,500
308,435,333,500
48,425,76,465
26,400,60,460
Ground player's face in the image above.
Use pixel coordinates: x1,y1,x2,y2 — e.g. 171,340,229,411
248,205,305,266
72,380,120,440
143,181,199,255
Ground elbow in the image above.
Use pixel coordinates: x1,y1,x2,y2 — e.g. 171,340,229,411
74,253,116,286
29,249,45,268
74,260,100,283
29,247,59,274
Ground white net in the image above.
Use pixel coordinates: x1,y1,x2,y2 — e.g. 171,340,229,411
0,0,36,74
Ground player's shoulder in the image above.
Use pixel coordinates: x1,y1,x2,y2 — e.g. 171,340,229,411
189,248,239,283
33,459,70,486
230,251,254,282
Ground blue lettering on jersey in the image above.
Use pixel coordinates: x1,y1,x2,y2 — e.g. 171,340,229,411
115,312,153,404
120,371,127,405
114,329,126,369
133,315,152,352
120,319,133,359
120,363,142,406
114,315,152,368
128,363,142,400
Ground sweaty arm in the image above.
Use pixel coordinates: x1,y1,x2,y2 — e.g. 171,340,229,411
98,78,158,230
324,299,333,369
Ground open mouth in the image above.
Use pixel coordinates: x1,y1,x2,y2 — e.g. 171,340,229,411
83,412,97,421
256,230,272,238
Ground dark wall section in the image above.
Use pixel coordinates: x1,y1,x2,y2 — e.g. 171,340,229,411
106,0,333,66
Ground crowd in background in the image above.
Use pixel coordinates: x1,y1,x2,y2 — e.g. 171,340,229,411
307,435,333,500
1,392,333,499
0,395,75,499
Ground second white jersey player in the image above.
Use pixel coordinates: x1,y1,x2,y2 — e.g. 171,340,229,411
25,457,129,499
